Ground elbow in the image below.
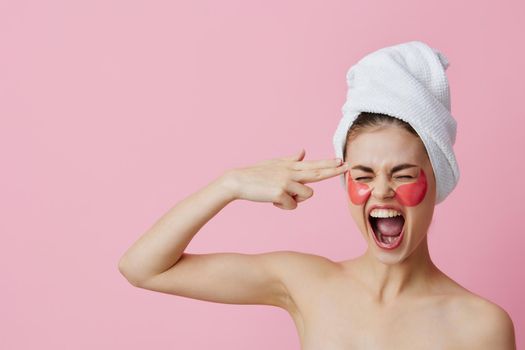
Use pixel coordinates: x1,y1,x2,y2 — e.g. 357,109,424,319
117,256,128,277
118,258,143,287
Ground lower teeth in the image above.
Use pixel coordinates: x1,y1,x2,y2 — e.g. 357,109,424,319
383,236,396,244
379,233,400,245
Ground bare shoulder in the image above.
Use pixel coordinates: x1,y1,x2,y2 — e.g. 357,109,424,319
449,292,516,349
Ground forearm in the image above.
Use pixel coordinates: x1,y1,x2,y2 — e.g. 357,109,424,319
118,172,237,285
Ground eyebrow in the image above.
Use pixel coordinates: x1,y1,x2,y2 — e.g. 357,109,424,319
351,163,418,175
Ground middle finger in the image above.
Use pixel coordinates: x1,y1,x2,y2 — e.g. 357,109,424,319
292,162,349,183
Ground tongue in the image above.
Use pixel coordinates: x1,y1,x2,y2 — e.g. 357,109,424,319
376,217,404,236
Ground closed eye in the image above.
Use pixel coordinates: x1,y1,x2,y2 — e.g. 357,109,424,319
355,176,413,180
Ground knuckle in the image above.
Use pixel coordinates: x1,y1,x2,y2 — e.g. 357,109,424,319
288,162,300,170
284,168,296,179
312,169,322,178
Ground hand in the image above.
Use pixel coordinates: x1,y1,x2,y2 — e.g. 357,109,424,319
222,148,349,210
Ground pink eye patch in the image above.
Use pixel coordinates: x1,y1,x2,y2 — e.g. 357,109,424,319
347,168,428,207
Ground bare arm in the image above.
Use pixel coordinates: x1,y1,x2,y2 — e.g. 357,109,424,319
118,150,348,309
118,172,237,285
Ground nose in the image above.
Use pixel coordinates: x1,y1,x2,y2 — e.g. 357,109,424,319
371,174,396,200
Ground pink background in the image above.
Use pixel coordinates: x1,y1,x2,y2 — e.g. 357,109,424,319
2,0,523,348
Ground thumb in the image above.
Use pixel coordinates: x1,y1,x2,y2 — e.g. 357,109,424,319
278,148,305,162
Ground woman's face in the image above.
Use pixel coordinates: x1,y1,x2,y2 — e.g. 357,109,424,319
344,125,436,264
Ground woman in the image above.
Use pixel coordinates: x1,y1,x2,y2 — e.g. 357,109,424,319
118,43,516,349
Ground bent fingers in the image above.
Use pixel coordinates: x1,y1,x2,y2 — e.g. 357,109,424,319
285,181,314,203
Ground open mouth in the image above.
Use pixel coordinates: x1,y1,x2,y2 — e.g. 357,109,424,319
368,212,406,249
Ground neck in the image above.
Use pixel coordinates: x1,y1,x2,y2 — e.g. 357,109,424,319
355,235,440,304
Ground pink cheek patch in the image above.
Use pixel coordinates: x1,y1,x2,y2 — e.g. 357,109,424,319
347,174,372,205
346,168,428,207
395,168,427,206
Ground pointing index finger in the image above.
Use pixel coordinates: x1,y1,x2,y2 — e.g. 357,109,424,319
292,162,349,183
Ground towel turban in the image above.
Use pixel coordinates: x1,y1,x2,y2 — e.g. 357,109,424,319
332,40,460,205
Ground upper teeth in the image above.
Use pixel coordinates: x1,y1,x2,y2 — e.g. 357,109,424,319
370,208,403,218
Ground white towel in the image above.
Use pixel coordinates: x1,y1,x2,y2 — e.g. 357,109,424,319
332,40,460,205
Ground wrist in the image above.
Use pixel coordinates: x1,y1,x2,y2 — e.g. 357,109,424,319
212,170,239,203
